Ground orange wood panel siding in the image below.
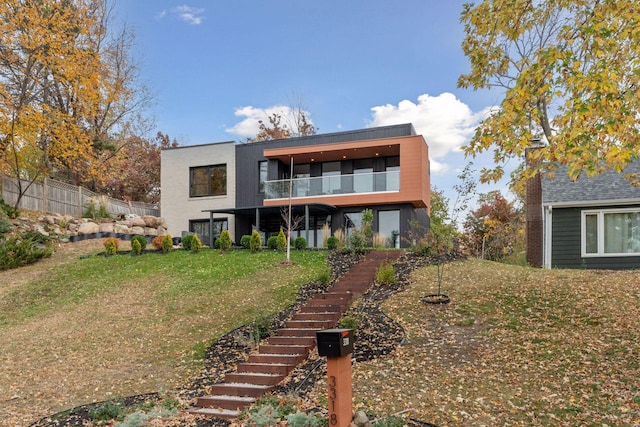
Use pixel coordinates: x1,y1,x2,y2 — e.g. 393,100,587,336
263,135,430,211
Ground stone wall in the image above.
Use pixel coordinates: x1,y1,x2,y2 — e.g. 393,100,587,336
11,213,168,242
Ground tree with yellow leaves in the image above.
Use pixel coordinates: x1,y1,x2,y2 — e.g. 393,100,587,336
0,0,152,206
459,0,640,184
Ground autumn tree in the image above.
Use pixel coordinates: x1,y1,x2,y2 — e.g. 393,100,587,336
247,105,317,142
458,0,640,184
0,0,152,207
100,132,178,203
463,191,524,262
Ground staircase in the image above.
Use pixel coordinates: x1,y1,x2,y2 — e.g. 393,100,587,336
188,250,402,420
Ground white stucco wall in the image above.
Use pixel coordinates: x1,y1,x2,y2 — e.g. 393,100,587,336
161,141,236,241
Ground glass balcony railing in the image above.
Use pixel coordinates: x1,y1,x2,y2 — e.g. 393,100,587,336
264,171,399,200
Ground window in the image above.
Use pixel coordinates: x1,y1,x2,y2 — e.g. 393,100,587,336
378,210,400,248
258,161,267,193
322,162,341,194
190,218,228,246
582,208,640,256
353,159,373,193
190,164,226,197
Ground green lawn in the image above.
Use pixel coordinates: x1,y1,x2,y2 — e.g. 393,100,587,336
0,248,329,426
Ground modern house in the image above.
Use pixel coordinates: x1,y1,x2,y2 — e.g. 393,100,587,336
160,123,431,248
531,162,640,269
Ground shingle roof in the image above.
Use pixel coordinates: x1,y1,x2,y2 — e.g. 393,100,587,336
542,161,640,205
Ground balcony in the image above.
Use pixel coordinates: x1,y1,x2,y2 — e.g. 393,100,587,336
264,171,399,200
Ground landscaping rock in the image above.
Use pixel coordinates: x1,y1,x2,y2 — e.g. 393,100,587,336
77,221,99,235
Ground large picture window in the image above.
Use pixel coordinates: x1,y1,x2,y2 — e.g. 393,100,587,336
190,164,226,197
582,208,640,256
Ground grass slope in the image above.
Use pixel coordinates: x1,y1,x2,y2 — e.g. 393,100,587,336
0,248,328,426
342,258,640,427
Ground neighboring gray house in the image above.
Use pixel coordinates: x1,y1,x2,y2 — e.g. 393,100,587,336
540,162,640,269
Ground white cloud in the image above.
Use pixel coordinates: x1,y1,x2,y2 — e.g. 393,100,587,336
226,105,315,139
155,10,167,20
368,93,492,173
171,5,205,25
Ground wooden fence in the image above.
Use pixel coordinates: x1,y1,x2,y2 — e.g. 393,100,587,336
1,175,159,218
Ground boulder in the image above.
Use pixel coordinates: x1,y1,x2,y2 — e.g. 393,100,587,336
127,216,146,228
78,221,99,235
131,226,145,235
144,227,158,236
114,223,130,234
99,223,114,234
156,226,166,236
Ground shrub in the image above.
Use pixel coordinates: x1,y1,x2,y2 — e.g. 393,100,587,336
190,234,202,253
338,313,359,333
326,236,339,250
286,411,327,427
372,232,386,248
83,195,111,219
267,236,278,250
103,238,119,255
294,237,307,250
250,230,262,253
0,214,11,236
130,235,147,252
161,234,173,253
151,236,164,250
22,230,50,244
88,401,124,422
316,268,331,286
131,238,142,255
276,229,287,252
349,230,368,254
0,234,53,270
218,229,232,251
181,234,195,251
375,260,397,284
373,416,406,427
0,195,19,219
333,229,345,247
240,234,251,249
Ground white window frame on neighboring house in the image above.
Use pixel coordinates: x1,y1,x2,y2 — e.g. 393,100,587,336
581,207,640,257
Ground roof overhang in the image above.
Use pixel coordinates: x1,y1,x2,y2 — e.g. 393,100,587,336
203,203,336,217
263,137,404,164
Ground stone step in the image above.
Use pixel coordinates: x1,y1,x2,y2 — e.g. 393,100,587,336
225,372,286,386
247,353,306,365
306,298,349,308
195,394,256,410
188,407,241,420
207,382,273,398
236,363,293,375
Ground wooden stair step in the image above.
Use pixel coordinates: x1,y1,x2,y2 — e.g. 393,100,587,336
225,372,286,386
292,312,341,321
267,336,316,346
258,344,310,355
236,363,293,375
276,328,319,337
248,353,306,365
298,305,343,313
196,394,256,410
285,319,335,329
207,382,273,398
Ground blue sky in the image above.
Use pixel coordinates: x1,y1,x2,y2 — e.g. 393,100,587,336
114,1,510,211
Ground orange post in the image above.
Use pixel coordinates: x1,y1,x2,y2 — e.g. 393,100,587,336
326,354,353,427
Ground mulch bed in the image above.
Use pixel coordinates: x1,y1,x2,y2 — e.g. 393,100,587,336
30,250,451,427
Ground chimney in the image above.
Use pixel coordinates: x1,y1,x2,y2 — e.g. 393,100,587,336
525,143,544,267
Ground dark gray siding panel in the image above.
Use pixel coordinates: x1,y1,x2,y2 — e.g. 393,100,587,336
551,205,640,270
551,208,582,268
